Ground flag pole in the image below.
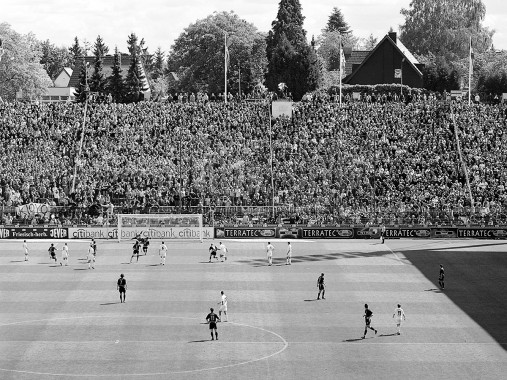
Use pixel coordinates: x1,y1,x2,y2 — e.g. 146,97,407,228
468,36,472,106
339,33,342,107
224,32,228,104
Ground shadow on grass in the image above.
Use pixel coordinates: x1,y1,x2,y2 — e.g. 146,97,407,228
100,302,120,306
73,268,89,271
188,339,212,343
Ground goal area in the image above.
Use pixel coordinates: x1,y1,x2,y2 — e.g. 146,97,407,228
117,214,203,243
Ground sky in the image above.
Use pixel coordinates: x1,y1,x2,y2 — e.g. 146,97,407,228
2,0,507,54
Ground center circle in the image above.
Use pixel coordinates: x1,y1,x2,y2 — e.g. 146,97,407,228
0,315,288,377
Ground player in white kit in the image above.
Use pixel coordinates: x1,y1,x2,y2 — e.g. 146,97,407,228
219,242,228,262
87,244,95,269
286,242,292,265
393,304,406,335
218,291,228,322
61,243,69,266
159,241,168,265
266,242,274,266
23,240,29,261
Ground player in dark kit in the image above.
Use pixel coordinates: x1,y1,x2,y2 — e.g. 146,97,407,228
48,243,57,263
317,273,325,300
206,308,220,340
130,241,141,263
439,264,445,289
209,244,219,262
117,274,127,303
92,239,97,256
362,304,378,338
142,237,150,255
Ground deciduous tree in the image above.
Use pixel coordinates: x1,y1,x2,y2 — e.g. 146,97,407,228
0,23,52,100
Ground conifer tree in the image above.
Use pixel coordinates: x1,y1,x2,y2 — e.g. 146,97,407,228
89,35,109,97
68,37,82,67
125,33,146,102
73,58,89,103
325,7,351,34
107,47,125,103
266,0,320,100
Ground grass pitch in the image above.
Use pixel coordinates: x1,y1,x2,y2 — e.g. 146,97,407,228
1,238,506,379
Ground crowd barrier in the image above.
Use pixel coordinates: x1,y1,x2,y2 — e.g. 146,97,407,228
214,226,507,240
1,226,506,240
0,226,214,240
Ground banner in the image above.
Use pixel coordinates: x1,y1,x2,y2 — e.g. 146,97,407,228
431,227,458,239
299,227,354,239
214,227,276,239
384,228,431,239
0,227,68,239
68,227,213,240
457,228,507,239
17,203,51,219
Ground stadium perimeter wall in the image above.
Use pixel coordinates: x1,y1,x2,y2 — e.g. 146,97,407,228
0,226,506,240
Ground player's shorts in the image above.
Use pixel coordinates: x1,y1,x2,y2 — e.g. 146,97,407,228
219,305,227,312
62,253,68,259
160,253,167,258
209,322,217,330
395,318,402,324
118,287,126,293
365,318,371,326
50,253,56,258
210,252,217,256
318,284,325,290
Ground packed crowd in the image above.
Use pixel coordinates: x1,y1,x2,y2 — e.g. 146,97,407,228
0,97,506,226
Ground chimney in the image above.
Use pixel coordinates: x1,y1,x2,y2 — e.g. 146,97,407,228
388,32,397,43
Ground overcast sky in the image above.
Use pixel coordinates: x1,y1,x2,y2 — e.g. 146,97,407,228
2,0,506,54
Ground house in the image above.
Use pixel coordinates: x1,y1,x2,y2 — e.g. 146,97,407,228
68,54,151,100
343,32,424,88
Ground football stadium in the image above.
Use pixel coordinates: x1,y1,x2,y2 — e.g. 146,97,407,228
1,0,507,379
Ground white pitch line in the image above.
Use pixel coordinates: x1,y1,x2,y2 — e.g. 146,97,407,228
383,243,404,264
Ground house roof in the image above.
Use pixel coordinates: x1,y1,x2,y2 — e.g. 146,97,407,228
344,33,423,84
344,50,370,76
62,67,73,77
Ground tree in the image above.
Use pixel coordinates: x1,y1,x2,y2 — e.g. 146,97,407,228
0,23,52,100
38,39,71,80
359,34,378,50
125,33,146,102
167,11,267,95
266,0,321,100
418,53,459,92
73,59,90,103
107,47,125,102
400,0,494,61
68,36,82,67
152,47,165,81
89,35,109,96
324,7,351,34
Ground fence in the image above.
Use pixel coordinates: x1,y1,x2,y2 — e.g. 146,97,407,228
1,203,506,227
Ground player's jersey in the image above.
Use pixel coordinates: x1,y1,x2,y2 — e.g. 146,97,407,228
117,278,126,288
394,307,405,319
133,243,140,253
88,246,95,255
143,239,150,249
317,275,324,286
62,246,69,256
364,309,373,320
48,246,56,256
287,245,292,255
209,245,217,254
221,294,227,306
23,243,28,252
219,244,227,253
206,313,219,323
439,268,445,279
266,244,274,254
159,244,168,254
